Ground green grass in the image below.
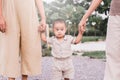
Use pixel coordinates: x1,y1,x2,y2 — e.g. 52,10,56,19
82,36,106,42
42,47,52,57
82,51,106,59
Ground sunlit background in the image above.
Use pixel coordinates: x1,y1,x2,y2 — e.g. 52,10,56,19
43,0,54,3
41,0,110,37
41,0,111,57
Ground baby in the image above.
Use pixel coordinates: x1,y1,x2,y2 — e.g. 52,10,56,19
40,19,84,80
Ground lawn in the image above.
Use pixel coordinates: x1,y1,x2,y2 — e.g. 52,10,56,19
82,51,106,59
82,36,106,42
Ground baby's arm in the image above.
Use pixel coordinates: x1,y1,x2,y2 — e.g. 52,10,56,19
40,32,47,43
74,29,84,44
40,25,52,44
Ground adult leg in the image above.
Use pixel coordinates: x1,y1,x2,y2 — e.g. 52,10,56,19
104,16,120,80
0,0,21,78
22,75,28,80
15,0,42,77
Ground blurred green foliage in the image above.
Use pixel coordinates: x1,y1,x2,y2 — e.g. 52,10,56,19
42,0,111,36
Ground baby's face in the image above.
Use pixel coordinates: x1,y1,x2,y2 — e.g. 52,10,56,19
53,23,66,38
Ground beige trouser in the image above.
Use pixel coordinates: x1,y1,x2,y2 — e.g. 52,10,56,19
0,0,42,78
104,15,120,80
52,57,74,80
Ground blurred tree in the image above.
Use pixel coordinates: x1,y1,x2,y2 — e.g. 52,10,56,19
43,0,85,36
43,0,111,36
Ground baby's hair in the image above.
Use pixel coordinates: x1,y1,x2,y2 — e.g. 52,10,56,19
52,19,67,27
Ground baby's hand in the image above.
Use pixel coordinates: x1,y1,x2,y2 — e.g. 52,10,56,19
78,27,85,35
38,24,46,33
0,16,6,33
38,20,46,32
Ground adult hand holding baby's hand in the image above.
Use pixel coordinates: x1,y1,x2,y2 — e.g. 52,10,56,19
78,20,86,35
38,25,46,32
0,16,6,33
78,18,86,33
78,26,85,35
38,20,46,32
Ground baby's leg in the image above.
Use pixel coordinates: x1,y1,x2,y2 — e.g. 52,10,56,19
8,78,15,80
63,58,74,80
52,58,63,80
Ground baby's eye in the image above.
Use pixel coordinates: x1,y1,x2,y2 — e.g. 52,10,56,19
56,29,59,31
61,29,64,31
